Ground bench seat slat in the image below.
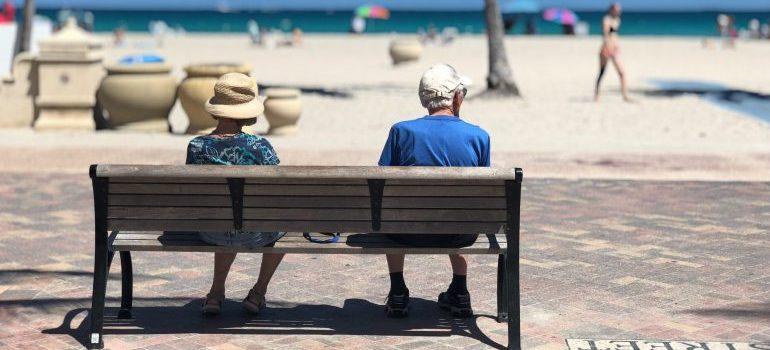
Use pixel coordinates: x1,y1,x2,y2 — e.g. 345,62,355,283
112,231,507,243
109,177,504,186
242,221,503,234
108,219,234,231
108,195,507,209
109,183,504,197
110,195,233,207
108,207,506,222
246,185,504,197
107,219,503,234
96,165,519,180
110,232,505,254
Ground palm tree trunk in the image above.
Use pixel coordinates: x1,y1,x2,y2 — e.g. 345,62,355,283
484,0,520,96
13,0,35,55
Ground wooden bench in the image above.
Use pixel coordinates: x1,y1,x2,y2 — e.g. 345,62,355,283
88,164,523,349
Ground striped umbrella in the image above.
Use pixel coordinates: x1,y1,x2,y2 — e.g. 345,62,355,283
355,5,390,20
542,8,578,25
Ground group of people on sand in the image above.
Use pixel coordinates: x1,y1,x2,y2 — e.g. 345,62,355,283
189,2,630,320
193,64,486,318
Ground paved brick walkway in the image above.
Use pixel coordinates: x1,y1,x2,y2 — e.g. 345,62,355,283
0,174,768,349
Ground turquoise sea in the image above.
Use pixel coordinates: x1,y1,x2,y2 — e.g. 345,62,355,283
36,9,770,36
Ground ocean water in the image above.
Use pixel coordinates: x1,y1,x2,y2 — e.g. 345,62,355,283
35,9,770,36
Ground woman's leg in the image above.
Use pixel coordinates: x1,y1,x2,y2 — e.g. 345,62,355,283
594,53,609,102
250,253,285,296
208,252,237,302
611,56,631,102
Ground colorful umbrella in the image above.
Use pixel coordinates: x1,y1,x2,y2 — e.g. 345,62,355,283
355,5,390,20
542,8,578,25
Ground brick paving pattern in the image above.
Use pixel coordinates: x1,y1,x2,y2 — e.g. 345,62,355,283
0,173,768,349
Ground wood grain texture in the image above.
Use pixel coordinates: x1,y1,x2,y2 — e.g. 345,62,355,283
95,165,521,181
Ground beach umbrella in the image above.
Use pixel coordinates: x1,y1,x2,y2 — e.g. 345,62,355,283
355,5,390,20
542,7,578,25
501,0,540,14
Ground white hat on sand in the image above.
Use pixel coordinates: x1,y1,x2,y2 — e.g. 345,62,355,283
205,73,264,120
418,64,472,104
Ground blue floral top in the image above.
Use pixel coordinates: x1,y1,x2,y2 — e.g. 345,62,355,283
185,132,283,248
186,132,280,166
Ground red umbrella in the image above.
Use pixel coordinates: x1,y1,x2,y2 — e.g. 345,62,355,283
0,0,15,23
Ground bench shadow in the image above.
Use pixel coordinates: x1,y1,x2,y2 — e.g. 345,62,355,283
678,302,770,321
44,298,506,349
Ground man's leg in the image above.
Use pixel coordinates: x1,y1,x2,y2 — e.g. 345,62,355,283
385,254,409,318
438,254,473,318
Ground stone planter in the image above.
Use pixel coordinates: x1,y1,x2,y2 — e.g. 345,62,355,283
97,63,177,132
263,88,301,135
178,63,252,134
389,39,422,65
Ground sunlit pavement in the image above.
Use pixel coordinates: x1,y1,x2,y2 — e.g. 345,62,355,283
0,173,768,349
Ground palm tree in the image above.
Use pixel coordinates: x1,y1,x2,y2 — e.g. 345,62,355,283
484,0,520,96
13,0,35,55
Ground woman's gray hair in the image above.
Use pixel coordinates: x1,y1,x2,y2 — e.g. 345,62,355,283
420,84,466,110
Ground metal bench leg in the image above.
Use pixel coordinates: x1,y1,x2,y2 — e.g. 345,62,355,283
504,176,522,350
506,246,521,350
497,253,508,323
89,172,109,349
89,232,108,349
117,251,133,319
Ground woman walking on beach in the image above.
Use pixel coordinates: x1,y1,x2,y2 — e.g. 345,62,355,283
594,2,631,102
186,73,285,316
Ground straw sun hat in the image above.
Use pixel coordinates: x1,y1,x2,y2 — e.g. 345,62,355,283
204,72,264,119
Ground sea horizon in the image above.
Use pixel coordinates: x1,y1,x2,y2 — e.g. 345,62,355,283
30,9,770,36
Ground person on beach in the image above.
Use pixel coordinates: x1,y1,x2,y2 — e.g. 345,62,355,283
378,64,490,318
594,2,631,102
186,73,285,316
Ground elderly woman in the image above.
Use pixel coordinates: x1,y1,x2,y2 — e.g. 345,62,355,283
378,64,490,319
186,72,284,315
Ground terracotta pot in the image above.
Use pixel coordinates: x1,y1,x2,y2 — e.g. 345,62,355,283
389,39,423,65
263,88,301,135
178,63,252,134
97,63,177,132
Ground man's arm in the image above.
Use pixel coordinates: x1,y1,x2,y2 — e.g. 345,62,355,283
378,126,399,166
481,134,491,167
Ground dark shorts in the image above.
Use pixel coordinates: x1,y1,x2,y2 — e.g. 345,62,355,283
386,234,479,248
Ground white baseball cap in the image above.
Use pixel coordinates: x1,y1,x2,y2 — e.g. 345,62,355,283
418,64,472,103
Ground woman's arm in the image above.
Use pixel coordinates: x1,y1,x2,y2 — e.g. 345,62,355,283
602,16,611,41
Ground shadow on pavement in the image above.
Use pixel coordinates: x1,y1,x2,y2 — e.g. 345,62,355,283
679,302,770,321
0,268,156,282
43,297,506,349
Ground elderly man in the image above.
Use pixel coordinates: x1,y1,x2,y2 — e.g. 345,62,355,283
378,64,491,318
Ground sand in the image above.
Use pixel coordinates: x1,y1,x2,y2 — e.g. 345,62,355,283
2,34,769,180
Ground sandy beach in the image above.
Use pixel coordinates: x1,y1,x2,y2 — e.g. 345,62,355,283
2,34,769,180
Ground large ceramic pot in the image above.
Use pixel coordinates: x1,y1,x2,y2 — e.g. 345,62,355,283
389,39,423,65
96,63,177,132
178,63,252,134
263,88,302,135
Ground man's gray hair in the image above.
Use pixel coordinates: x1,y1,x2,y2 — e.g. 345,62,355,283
420,84,466,110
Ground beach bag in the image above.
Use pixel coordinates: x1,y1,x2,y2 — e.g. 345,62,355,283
302,232,340,244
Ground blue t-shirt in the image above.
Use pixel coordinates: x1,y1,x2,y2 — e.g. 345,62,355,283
378,115,490,167
186,132,280,166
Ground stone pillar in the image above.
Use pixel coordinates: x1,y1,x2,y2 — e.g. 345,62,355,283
33,18,103,130
0,52,37,127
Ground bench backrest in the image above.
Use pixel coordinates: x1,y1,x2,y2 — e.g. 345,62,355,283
91,165,522,235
